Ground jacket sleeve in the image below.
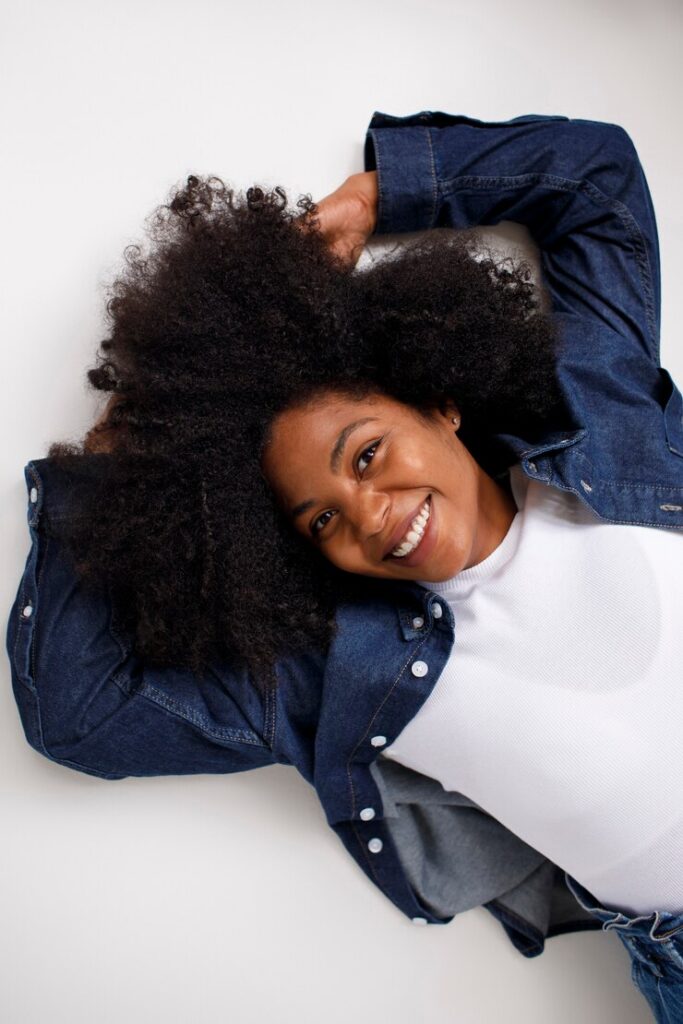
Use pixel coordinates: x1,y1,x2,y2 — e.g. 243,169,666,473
364,110,662,368
6,456,279,781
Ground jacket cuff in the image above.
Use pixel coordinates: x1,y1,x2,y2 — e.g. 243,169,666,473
25,454,109,533
364,113,438,234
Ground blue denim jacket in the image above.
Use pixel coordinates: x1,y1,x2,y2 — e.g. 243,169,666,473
7,111,683,960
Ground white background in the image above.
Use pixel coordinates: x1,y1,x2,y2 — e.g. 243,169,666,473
2,1,681,1022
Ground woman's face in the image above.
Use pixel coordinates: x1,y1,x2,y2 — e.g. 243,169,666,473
261,389,516,582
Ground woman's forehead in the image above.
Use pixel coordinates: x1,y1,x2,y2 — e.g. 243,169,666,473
261,393,403,491
279,390,407,432
266,396,379,463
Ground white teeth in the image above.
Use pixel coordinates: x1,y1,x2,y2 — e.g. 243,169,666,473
391,499,431,557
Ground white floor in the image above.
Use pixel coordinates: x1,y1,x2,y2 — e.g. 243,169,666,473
2,1,681,1021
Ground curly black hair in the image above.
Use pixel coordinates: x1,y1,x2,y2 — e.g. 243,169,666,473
45,174,566,693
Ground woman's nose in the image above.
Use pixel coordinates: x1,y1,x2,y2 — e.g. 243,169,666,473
351,492,389,540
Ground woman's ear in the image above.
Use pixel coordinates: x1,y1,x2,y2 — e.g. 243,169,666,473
437,397,460,423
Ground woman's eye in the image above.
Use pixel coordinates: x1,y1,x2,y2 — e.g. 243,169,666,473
311,510,335,536
356,439,381,474
310,439,382,537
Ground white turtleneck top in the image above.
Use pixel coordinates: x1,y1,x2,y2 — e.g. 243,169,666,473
381,463,683,916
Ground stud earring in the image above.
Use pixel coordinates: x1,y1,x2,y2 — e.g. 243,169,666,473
451,415,461,430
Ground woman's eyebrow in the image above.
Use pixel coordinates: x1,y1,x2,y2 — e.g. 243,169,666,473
290,417,380,520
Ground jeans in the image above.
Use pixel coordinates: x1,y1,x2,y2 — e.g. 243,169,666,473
564,872,683,1022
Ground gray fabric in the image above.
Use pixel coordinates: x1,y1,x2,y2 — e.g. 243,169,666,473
370,757,597,933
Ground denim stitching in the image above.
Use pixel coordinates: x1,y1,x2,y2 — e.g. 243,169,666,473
262,682,276,748
17,533,65,759
350,818,390,891
542,479,683,530
590,481,683,493
348,816,436,919
424,127,438,227
486,899,545,954
115,675,268,747
543,449,683,528
13,544,34,692
38,753,126,780
104,557,271,750
30,535,49,689
370,131,386,234
569,445,654,488
346,625,433,821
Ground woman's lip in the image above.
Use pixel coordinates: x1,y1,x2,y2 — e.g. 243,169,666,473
384,495,436,567
381,494,431,560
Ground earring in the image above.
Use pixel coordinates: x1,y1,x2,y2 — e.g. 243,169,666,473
451,415,461,430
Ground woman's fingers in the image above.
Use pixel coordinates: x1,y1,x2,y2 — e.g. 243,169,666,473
295,172,378,267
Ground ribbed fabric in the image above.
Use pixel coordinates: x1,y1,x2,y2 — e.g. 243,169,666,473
382,464,683,916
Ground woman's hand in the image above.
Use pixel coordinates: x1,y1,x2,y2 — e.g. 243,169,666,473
298,171,378,267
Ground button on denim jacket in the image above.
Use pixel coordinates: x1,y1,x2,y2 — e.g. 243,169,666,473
7,111,683,960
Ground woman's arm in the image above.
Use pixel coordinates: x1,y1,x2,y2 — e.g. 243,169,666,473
7,457,282,779
363,111,662,369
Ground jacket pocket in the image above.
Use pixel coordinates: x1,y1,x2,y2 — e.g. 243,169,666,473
659,367,683,458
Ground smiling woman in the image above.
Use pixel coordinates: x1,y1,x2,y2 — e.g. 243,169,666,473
260,388,519,581
13,113,683,1013
42,171,564,691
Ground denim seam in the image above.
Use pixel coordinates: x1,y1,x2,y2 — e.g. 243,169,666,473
485,898,544,954
14,468,44,687
262,682,276,749
424,128,438,227
370,132,386,236
102,618,272,759
13,547,37,695
342,630,434,899
12,527,48,703
346,627,432,827
108,672,268,748
349,818,389,898
439,171,659,362
12,524,101,767
589,480,683,493
104,586,271,749
37,753,125,780
344,618,436,917
537,462,683,530
16,538,123,773
30,534,49,691
348,817,435,920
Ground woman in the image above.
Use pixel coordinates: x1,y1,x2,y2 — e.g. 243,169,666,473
7,110,683,1021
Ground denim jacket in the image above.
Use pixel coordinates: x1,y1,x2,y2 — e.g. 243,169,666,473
7,111,683,960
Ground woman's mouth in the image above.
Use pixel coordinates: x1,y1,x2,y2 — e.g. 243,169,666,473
384,494,437,568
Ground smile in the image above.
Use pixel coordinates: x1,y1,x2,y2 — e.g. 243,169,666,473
390,497,431,557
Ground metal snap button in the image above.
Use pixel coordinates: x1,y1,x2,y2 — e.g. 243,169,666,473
29,487,38,503
368,838,383,854
360,807,376,821
412,616,424,629
370,735,387,748
432,603,443,619
22,605,33,618
411,661,428,677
